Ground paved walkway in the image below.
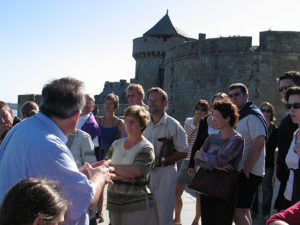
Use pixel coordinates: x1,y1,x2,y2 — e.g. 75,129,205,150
100,186,266,225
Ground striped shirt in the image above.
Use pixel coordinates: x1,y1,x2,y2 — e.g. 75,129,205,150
184,117,199,160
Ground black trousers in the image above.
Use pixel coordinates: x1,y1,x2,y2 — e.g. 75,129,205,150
200,194,235,225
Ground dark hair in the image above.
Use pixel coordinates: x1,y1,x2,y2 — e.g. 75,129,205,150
21,101,39,119
39,77,85,119
260,102,276,122
124,105,150,132
147,87,168,102
0,178,68,225
285,86,300,102
0,101,10,111
212,99,239,127
194,99,209,114
229,83,248,95
278,71,300,86
104,93,119,109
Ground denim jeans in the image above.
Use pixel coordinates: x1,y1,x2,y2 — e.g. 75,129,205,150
262,167,274,215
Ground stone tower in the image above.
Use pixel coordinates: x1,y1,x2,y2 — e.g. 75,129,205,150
132,11,195,93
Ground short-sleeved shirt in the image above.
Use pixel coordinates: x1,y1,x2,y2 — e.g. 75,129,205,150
144,113,188,158
105,137,155,211
0,112,95,225
236,114,266,176
67,129,96,168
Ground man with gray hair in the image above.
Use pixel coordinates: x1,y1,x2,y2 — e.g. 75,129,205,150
0,77,114,225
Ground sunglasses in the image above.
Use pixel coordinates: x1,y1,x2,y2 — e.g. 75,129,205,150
229,92,241,98
286,103,300,110
279,85,293,92
261,109,272,113
195,107,207,112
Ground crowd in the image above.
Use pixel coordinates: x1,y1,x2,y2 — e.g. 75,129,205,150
0,71,300,225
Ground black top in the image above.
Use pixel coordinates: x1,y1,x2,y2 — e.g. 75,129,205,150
276,113,298,182
265,123,278,168
188,115,209,169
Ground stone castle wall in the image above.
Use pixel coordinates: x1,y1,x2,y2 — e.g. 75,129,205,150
133,31,300,124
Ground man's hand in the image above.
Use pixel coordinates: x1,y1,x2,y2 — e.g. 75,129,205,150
85,160,115,184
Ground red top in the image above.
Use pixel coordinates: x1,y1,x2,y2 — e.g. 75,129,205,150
266,201,300,225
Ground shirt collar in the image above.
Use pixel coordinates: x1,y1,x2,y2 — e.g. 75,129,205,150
151,112,168,126
35,112,68,143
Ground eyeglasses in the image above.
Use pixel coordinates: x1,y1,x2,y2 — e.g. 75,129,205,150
261,109,272,113
286,103,300,110
279,85,293,92
229,92,241,98
125,119,139,125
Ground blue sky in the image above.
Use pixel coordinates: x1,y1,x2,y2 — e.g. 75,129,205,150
1,0,300,103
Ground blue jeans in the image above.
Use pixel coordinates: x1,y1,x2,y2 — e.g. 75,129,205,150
262,167,274,215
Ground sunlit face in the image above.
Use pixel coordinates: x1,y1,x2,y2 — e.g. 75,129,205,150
279,79,296,100
288,94,300,125
261,105,272,122
104,99,115,114
81,95,94,115
212,109,230,130
229,88,247,110
148,92,166,115
127,89,143,106
0,107,13,126
124,116,143,137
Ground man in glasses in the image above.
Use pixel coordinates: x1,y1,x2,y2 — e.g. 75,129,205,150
274,71,300,211
228,83,267,225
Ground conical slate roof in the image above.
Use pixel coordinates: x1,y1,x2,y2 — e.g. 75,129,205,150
143,11,189,38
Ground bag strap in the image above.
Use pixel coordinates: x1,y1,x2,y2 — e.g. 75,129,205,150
66,132,76,149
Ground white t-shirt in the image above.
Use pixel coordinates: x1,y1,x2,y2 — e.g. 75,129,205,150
236,114,266,176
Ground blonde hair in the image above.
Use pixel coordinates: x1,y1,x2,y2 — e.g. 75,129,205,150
126,84,145,99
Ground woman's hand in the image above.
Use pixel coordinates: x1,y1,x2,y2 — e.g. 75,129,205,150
215,164,234,173
188,168,194,177
194,150,200,161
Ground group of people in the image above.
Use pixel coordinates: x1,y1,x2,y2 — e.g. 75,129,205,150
0,71,300,225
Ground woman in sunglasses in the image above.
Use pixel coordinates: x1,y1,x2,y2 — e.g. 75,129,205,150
283,87,300,209
252,102,278,219
174,99,209,225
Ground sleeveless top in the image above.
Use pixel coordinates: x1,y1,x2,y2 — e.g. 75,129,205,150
98,117,121,159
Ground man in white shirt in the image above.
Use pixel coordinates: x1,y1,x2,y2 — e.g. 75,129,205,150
144,87,188,225
77,94,100,160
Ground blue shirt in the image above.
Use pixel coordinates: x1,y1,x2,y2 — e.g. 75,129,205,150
0,112,95,225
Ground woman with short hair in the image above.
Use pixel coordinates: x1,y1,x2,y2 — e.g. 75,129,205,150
105,105,158,225
194,99,244,225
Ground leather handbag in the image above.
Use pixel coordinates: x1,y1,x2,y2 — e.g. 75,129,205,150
188,167,238,202
291,158,300,204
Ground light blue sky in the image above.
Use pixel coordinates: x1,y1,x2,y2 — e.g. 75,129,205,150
1,0,300,103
